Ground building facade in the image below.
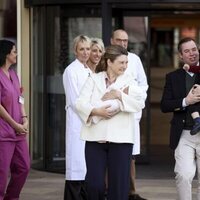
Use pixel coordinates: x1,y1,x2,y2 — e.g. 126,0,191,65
10,0,200,172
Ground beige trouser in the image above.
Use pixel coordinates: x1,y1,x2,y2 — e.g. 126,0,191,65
174,130,200,200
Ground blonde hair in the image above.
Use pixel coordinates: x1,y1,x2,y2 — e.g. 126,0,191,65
73,35,91,53
90,37,105,53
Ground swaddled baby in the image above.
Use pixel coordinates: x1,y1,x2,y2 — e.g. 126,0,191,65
92,85,126,124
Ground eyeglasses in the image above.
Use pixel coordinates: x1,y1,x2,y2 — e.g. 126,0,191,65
116,39,128,43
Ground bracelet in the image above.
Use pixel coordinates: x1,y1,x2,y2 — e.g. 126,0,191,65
22,115,28,118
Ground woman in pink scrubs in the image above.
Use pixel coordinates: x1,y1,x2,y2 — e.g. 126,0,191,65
0,40,30,200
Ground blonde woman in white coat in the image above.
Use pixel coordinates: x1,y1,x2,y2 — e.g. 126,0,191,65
63,35,92,200
76,45,146,200
86,37,105,73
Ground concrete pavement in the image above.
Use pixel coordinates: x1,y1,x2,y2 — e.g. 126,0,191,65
20,168,178,200
19,148,200,200
20,167,200,200
20,169,65,200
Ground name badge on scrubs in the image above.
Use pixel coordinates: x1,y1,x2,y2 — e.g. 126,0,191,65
19,96,24,104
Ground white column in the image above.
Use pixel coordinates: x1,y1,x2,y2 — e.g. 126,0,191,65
17,0,21,81
16,0,30,144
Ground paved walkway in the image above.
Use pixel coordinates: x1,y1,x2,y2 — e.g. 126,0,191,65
19,167,178,200
19,150,199,200
21,169,65,200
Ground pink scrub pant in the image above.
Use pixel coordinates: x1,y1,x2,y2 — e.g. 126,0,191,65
0,139,30,200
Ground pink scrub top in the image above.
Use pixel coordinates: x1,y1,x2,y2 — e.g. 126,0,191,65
0,68,25,141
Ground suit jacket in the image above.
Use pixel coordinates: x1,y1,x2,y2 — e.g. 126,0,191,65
76,71,147,144
160,68,200,150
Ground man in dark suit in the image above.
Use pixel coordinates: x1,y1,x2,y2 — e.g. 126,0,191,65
161,37,200,200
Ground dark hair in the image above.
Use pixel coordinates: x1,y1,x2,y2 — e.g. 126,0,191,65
0,40,15,67
178,37,196,53
95,45,128,73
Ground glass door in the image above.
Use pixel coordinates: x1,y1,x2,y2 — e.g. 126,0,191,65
113,14,150,163
31,5,103,172
45,5,103,172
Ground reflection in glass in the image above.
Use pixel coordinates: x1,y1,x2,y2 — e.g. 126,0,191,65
32,6,102,171
123,17,149,160
0,0,16,40
32,7,45,168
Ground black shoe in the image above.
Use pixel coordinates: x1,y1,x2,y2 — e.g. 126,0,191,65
129,194,147,200
190,122,200,135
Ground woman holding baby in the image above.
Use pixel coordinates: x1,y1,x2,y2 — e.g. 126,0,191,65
76,45,146,200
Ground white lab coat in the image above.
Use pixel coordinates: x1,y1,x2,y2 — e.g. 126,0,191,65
126,52,148,155
63,59,91,180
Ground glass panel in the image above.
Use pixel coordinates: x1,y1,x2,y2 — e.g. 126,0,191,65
62,17,102,64
123,17,149,161
45,6,102,171
31,5,102,172
0,0,17,71
0,0,17,40
151,28,174,68
124,17,148,68
150,14,200,157
31,7,46,168
45,7,65,170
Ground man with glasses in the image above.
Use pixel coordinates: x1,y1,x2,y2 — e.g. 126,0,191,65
111,29,148,200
